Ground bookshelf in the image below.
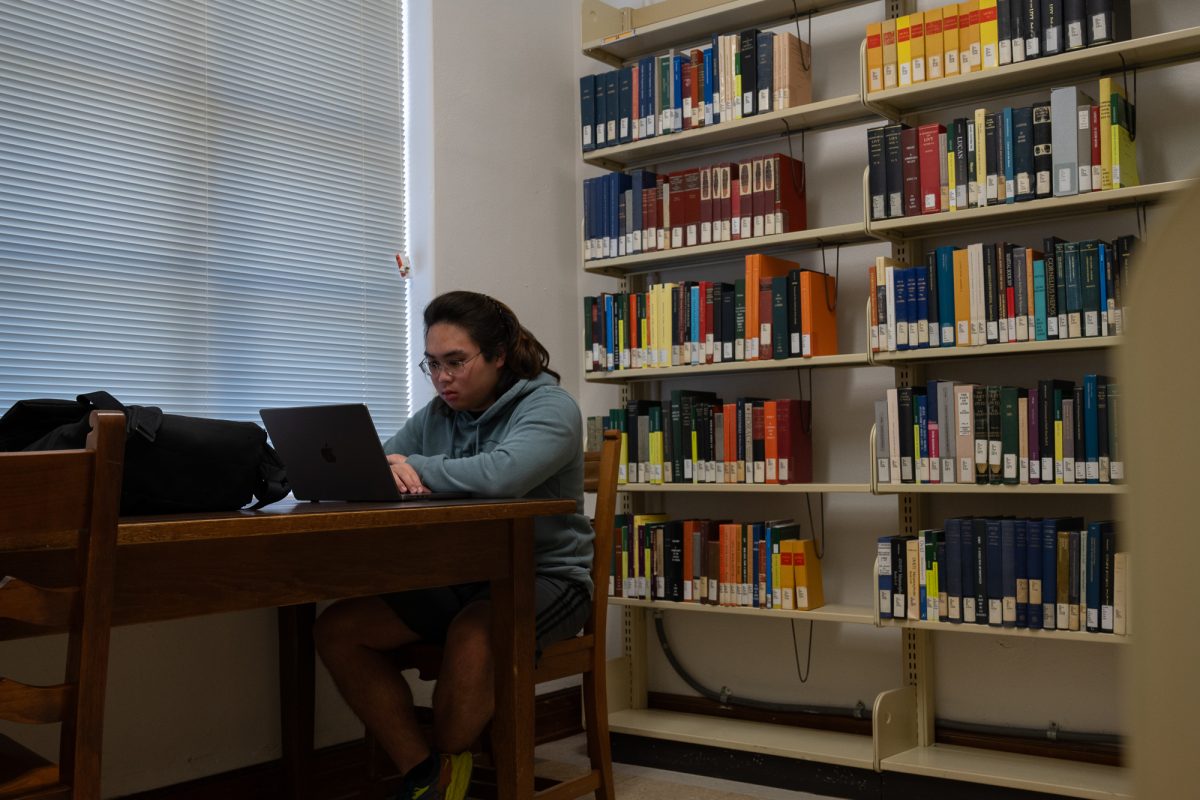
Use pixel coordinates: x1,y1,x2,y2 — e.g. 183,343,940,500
612,595,874,624
579,1,1193,796
619,482,871,494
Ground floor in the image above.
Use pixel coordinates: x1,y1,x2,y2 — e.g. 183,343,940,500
534,735,840,800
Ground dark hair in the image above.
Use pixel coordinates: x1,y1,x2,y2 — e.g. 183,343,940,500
423,291,560,412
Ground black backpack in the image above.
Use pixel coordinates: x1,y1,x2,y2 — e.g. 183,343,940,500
0,391,289,515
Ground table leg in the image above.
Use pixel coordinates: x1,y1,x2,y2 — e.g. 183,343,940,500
278,602,317,800
491,517,536,800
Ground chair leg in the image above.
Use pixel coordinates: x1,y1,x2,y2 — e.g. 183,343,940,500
581,670,615,800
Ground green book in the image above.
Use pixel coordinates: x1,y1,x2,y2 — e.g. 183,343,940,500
1000,386,1020,484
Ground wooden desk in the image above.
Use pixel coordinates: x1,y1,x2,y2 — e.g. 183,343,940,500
0,497,575,800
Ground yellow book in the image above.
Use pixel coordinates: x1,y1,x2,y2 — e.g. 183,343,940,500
771,543,782,608
618,428,629,484
961,1,980,73
779,538,798,610
866,22,884,93
925,8,944,80
1110,84,1139,188
974,106,988,208
979,0,999,69
896,14,913,87
1098,77,1114,190
794,539,825,611
953,247,971,345
882,19,898,89
910,12,926,83
1054,418,1064,483
947,135,957,211
942,3,960,77
633,514,668,597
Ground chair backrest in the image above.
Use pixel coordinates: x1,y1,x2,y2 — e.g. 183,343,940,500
0,410,124,797
582,429,620,638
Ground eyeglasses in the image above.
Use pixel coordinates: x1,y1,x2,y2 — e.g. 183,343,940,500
418,352,482,378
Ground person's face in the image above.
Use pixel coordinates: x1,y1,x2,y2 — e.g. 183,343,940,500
422,322,504,413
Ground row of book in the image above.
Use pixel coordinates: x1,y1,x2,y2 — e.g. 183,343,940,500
583,154,807,262
591,392,813,486
610,515,824,611
580,30,811,152
868,80,1137,221
583,256,838,372
877,517,1128,635
866,0,1132,93
868,235,1135,353
876,375,1123,487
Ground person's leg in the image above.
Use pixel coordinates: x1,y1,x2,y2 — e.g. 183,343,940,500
313,596,429,774
431,599,494,755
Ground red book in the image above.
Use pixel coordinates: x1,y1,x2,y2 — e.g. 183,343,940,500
764,400,779,483
669,172,685,249
917,122,945,215
691,49,704,127
737,159,753,239
752,157,766,237
641,186,656,251
776,398,813,484
771,153,808,234
683,168,701,247
1090,104,1101,191
655,176,667,250
721,163,733,241
699,167,713,244
902,126,921,216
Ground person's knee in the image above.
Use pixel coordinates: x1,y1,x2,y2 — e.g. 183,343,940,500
445,602,493,666
313,598,366,656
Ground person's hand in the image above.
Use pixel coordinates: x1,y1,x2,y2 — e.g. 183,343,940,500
386,454,428,493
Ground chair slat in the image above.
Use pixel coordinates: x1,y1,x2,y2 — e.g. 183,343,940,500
0,679,71,725
0,453,92,542
0,577,77,629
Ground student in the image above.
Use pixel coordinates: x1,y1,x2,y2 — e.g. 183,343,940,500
314,290,593,800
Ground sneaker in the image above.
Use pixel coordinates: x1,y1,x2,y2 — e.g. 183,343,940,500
404,751,473,800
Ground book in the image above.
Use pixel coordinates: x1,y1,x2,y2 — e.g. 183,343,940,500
1051,86,1093,196
794,538,825,610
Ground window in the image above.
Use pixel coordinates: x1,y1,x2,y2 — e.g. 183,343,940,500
0,0,409,433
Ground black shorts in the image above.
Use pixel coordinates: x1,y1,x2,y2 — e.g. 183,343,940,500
382,575,592,657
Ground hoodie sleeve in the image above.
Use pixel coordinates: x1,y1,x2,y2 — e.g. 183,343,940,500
382,403,429,456
403,387,581,497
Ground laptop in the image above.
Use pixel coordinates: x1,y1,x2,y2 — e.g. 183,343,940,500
259,404,469,503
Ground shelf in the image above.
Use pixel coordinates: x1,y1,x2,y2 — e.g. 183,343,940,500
583,95,874,171
618,482,872,494
613,596,875,624
586,351,871,382
873,336,1122,364
874,482,1126,495
880,743,1131,800
608,707,875,769
583,221,871,275
581,0,876,66
868,180,1195,240
879,618,1130,644
866,26,1200,118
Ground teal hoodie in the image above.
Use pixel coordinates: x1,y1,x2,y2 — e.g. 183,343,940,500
383,372,593,595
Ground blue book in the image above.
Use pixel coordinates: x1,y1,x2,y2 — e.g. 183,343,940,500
1033,258,1048,340
1086,522,1101,632
1042,518,1059,630
1015,519,1028,628
1100,521,1116,633
1012,105,1035,201
603,293,615,370
604,70,619,147
918,530,927,620
936,246,957,345
580,75,597,152
703,47,714,125
611,172,630,258
1084,374,1099,483
1003,107,1016,204
594,72,609,148
617,66,633,144
673,54,686,132
689,284,701,364
915,267,929,347
710,34,721,125
1027,519,1043,629
986,519,1003,626
945,518,963,622
1000,518,1017,628
756,31,774,114
973,519,988,625
1098,242,1109,335
905,267,919,350
638,57,655,139
916,393,928,484
961,518,979,623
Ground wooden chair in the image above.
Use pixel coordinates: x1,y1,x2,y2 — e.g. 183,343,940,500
0,410,125,800
366,428,621,800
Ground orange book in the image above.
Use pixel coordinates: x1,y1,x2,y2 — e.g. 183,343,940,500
909,12,926,84
764,400,779,483
965,0,982,73
744,254,801,360
793,538,825,610
866,22,884,92
681,519,696,601
942,3,960,77
723,402,738,483
925,8,944,80
953,247,971,345
799,270,839,357
958,2,974,73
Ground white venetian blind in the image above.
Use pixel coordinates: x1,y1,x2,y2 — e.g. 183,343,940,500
0,0,409,433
